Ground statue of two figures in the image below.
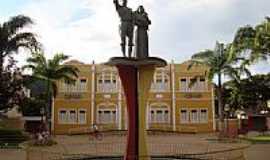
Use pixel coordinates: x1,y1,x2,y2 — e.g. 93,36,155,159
113,0,151,59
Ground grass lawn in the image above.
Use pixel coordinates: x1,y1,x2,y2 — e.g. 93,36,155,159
247,135,270,144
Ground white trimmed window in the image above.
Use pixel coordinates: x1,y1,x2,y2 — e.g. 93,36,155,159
180,77,207,92
151,72,170,92
189,78,198,92
190,109,199,123
97,109,117,124
68,110,77,124
198,78,206,91
61,78,87,93
97,72,117,93
180,78,188,92
149,107,170,123
58,109,68,124
78,109,87,124
180,109,189,124
199,109,208,123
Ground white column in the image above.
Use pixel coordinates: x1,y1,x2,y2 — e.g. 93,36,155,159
91,62,96,125
118,77,122,130
211,84,216,131
125,108,128,130
171,60,176,131
146,102,149,129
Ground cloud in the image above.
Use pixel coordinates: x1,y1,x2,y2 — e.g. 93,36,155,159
4,0,270,74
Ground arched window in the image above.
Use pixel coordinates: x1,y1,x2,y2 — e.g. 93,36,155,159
151,71,170,92
97,72,117,93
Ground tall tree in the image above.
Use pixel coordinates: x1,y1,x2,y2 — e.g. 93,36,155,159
0,15,40,74
224,74,270,114
23,52,79,130
232,17,270,64
188,42,250,130
0,57,25,110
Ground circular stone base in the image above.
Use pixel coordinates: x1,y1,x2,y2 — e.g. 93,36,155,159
105,57,167,68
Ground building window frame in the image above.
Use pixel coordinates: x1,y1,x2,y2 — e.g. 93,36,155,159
149,104,170,124
68,109,77,124
179,77,208,93
199,108,208,123
58,109,68,124
61,77,88,93
78,109,87,124
151,72,170,92
97,72,117,93
96,104,117,124
180,108,189,124
190,109,199,123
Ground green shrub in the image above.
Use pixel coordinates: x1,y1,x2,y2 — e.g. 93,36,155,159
0,128,28,144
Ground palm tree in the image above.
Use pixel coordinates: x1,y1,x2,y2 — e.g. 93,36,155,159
0,15,40,74
232,17,270,64
23,52,79,131
188,42,250,132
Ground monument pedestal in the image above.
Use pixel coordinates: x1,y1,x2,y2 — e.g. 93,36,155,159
106,57,166,160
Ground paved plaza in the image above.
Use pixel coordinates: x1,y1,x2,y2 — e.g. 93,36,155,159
0,133,260,160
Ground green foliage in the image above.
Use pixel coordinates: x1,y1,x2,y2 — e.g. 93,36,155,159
0,57,25,110
20,98,46,116
189,42,250,83
0,15,41,69
232,17,270,63
0,128,28,145
224,73,270,112
23,52,79,129
0,15,40,111
246,135,270,144
23,52,79,98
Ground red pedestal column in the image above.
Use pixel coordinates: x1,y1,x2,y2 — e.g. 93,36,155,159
117,65,139,160
106,57,167,160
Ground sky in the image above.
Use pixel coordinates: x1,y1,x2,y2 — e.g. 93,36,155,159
0,0,269,74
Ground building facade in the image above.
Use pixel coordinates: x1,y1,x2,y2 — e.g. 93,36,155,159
52,60,215,134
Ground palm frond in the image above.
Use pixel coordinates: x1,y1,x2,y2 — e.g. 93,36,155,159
191,50,214,59
3,15,33,36
5,32,41,56
55,65,79,78
187,59,207,70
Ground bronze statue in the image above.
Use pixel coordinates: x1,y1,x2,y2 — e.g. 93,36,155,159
134,6,151,59
113,0,134,57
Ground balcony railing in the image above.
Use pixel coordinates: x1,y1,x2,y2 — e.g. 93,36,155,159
97,84,117,93
151,83,170,92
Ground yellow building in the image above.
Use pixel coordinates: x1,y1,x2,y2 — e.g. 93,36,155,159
52,60,215,134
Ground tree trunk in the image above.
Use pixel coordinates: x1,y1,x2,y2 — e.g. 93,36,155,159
0,54,3,79
217,73,225,135
45,78,51,133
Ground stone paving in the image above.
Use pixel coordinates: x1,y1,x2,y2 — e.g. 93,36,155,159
0,133,253,160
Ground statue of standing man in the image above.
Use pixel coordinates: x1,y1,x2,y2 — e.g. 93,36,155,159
113,0,134,58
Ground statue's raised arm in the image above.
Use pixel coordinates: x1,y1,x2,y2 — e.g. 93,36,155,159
113,0,134,58
113,0,120,10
